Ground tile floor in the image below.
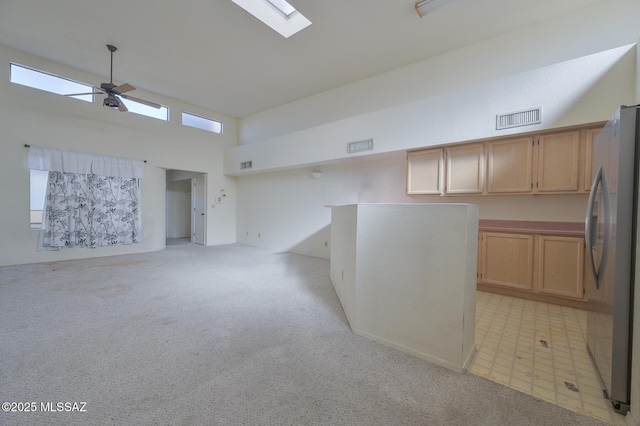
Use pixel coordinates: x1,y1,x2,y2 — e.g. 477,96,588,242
470,291,627,425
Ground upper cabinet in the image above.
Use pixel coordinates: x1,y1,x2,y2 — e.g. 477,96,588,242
583,128,601,192
407,149,443,195
406,124,604,197
534,131,580,193
445,144,485,194
486,137,533,194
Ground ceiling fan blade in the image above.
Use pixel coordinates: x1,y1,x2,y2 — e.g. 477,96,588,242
114,83,135,93
117,99,128,112
120,94,162,109
64,92,101,97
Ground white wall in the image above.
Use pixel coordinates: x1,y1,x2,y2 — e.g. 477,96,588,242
227,44,636,175
238,0,640,147
0,44,237,266
236,152,592,260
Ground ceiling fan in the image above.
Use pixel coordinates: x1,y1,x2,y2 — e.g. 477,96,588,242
66,44,161,112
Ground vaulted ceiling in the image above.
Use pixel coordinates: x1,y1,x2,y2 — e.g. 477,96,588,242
0,0,606,118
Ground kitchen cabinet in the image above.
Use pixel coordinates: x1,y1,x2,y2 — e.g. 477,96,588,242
479,232,534,290
406,124,601,197
486,137,533,193
478,225,587,306
537,235,585,300
583,128,600,192
407,149,443,195
534,131,580,193
444,144,484,194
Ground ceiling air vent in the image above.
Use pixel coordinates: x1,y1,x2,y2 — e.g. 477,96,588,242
347,139,374,154
240,161,252,170
496,107,542,130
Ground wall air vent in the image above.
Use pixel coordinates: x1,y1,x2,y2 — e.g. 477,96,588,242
347,139,374,154
240,161,252,170
496,107,542,130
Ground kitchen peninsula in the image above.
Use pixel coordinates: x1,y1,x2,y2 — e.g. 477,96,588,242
330,203,478,373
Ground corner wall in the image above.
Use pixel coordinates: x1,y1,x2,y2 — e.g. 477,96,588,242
0,44,237,266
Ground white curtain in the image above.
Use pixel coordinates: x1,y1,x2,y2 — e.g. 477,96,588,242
27,146,144,178
27,146,144,249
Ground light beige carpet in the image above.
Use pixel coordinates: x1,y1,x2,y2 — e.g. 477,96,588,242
0,244,609,425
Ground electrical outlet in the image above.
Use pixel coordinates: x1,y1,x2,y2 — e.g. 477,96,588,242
324,241,328,247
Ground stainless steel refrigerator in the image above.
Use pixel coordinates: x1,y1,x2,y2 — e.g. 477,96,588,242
585,105,638,414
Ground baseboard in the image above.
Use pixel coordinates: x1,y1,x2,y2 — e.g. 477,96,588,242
352,328,467,374
462,344,477,372
477,284,588,309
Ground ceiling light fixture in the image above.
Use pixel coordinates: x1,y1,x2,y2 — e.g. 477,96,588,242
415,0,453,17
231,0,311,38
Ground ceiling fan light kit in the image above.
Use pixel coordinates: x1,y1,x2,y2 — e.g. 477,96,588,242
103,94,126,111
65,44,161,113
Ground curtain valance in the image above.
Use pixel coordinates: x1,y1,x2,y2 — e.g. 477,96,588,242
27,146,144,178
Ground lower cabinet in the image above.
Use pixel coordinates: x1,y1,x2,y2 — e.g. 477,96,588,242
481,232,533,290
478,231,586,305
537,235,585,300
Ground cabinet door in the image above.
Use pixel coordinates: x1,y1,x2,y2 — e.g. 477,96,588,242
535,131,580,192
445,144,484,194
537,235,585,300
477,232,483,284
582,128,600,192
407,149,443,195
486,137,533,193
480,232,534,290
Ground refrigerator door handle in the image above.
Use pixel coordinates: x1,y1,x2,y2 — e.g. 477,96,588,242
585,166,611,290
585,166,602,286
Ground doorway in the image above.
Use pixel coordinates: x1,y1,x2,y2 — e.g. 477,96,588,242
166,170,206,246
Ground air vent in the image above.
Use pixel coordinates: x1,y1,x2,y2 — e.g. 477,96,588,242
496,107,542,130
240,161,252,170
347,139,374,154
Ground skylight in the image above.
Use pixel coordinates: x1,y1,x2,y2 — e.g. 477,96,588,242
10,63,93,102
266,0,296,17
182,112,223,134
231,0,311,38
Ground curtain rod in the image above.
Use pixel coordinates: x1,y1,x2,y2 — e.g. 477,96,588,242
24,144,147,163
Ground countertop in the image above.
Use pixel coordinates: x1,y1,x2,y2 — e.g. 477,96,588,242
479,220,585,236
